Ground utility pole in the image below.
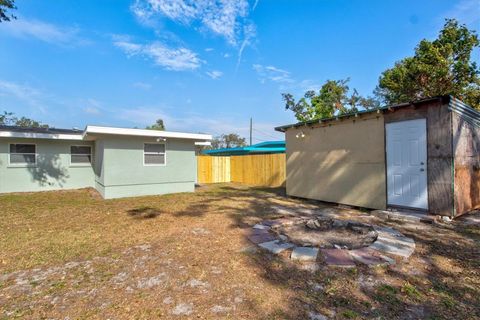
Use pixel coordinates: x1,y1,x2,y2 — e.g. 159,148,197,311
249,117,252,146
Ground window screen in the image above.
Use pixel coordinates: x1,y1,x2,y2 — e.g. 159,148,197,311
144,143,166,165
70,146,92,164
9,144,36,165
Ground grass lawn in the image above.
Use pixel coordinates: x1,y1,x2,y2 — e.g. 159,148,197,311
0,184,479,319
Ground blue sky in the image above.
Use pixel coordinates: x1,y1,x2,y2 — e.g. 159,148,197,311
0,0,479,143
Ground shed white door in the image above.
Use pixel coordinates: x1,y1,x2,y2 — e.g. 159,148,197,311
386,119,428,210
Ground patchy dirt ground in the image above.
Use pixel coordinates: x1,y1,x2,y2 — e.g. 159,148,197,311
0,184,479,319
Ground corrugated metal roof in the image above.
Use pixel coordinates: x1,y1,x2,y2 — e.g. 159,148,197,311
274,96,454,132
202,140,285,156
449,97,480,128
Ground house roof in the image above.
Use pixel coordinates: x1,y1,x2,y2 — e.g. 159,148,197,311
274,95,479,132
0,125,82,135
202,140,285,156
0,125,212,141
0,125,84,140
83,126,211,141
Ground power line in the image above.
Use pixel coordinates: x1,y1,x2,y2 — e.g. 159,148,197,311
252,137,271,142
252,128,283,140
253,127,282,138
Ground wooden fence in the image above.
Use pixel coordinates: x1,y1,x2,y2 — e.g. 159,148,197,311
197,154,286,187
197,156,230,184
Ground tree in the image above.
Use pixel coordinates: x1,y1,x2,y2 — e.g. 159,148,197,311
146,119,165,131
376,19,480,109
210,133,247,149
0,111,49,128
282,79,379,122
0,111,14,125
0,0,16,22
14,116,48,128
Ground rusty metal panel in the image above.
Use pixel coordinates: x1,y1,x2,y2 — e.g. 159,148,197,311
452,112,480,216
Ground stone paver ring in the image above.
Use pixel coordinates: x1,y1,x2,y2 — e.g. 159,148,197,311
248,216,414,267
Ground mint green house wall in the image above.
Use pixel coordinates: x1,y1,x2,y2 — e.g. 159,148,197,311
94,139,105,196
0,135,197,198
93,135,196,199
0,138,95,193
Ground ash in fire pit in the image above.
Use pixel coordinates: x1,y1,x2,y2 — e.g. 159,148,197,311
272,217,377,249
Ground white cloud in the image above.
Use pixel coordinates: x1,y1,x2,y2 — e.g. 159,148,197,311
133,81,153,90
251,64,322,93
118,106,281,142
236,23,256,68
0,80,45,111
206,70,223,79
114,40,203,71
204,47,214,52
114,41,143,55
130,0,253,45
444,0,480,25
297,79,321,92
83,99,102,115
252,64,294,84
134,0,197,24
252,0,260,11
200,0,249,45
84,106,100,115
0,18,86,46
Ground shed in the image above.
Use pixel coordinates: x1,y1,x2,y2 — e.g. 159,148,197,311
275,96,480,218
202,141,285,156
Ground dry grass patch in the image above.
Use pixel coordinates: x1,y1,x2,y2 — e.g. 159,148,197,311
0,184,479,319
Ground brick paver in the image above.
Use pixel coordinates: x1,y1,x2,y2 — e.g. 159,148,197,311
320,249,355,267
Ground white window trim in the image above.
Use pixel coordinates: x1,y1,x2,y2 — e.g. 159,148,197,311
69,145,93,167
143,142,166,167
8,143,37,167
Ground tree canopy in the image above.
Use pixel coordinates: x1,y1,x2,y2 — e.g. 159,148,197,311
282,79,379,122
145,119,165,131
282,19,480,122
0,111,49,128
210,133,247,149
376,19,480,109
0,0,16,22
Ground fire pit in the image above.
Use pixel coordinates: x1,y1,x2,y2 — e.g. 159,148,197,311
248,209,415,267
271,217,378,250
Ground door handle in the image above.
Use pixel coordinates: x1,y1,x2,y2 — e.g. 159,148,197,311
420,168,425,172
420,162,424,165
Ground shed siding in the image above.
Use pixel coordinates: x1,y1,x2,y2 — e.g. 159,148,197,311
97,135,196,199
452,112,480,216
383,100,454,216
285,115,386,209
0,138,95,193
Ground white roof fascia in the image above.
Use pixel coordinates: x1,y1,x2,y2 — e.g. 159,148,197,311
195,141,211,146
0,131,83,140
84,126,212,141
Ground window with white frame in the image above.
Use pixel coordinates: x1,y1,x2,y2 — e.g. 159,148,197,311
9,144,36,165
144,143,166,165
70,146,92,164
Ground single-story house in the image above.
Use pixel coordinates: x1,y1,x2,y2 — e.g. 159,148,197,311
275,96,480,217
0,125,211,199
202,141,285,156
